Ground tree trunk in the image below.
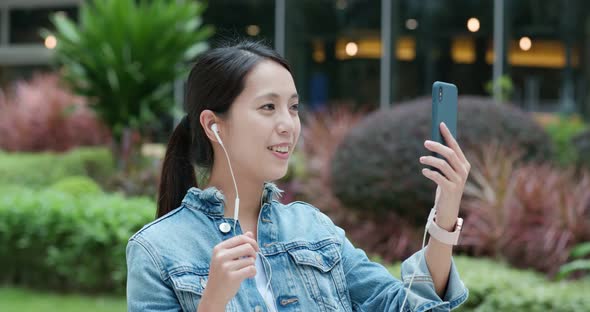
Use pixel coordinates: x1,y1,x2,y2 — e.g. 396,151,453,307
111,128,142,173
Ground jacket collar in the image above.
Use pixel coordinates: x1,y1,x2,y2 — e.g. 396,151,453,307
182,181,283,216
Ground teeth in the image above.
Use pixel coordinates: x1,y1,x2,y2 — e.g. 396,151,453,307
268,145,289,153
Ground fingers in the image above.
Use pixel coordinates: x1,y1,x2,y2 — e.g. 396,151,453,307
231,263,257,280
225,255,256,272
422,168,451,187
440,122,468,164
424,140,464,176
422,123,473,186
220,242,258,261
215,232,260,252
420,155,460,183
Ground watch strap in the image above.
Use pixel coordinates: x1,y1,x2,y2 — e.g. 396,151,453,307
426,208,463,245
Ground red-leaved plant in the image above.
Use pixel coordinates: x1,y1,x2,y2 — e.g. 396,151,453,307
461,143,590,277
300,105,367,220
0,73,110,152
460,143,524,257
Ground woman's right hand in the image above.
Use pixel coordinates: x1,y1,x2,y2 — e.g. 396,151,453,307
198,231,259,312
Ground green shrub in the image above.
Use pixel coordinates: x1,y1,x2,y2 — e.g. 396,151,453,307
543,114,587,167
331,96,553,223
0,187,154,293
558,242,590,280
46,0,212,141
49,176,103,198
0,147,114,188
386,256,590,311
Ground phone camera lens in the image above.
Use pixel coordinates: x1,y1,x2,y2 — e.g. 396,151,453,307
438,87,443,102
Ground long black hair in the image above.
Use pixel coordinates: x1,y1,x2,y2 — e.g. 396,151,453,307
156,41,292,218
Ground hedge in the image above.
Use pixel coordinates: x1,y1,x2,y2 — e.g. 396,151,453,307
0,147,115,188
387,256,590,311
0,185,153,293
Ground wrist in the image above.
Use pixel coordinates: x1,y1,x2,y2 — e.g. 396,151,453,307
434,213,457,231
426,208,463,245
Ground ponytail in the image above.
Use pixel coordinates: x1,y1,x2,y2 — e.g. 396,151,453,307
157,116,196,218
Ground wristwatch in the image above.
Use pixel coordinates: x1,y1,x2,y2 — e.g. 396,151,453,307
426,208,463,245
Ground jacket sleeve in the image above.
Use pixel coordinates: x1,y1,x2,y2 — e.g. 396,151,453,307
126,237,182,312
315,209,469,312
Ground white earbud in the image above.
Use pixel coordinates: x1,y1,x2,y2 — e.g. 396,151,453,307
211,123,223,145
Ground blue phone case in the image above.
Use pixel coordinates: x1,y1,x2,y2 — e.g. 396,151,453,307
431,81,458,174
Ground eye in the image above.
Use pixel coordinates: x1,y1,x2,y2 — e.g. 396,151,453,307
290,103,300,112
260,103,275,111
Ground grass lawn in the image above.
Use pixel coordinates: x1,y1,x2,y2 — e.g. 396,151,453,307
0,287,126,312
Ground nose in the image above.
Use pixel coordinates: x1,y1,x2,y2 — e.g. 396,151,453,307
276,107,295,135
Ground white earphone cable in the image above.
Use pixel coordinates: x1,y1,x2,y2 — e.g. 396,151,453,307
399,219,429,311
212,126,240,235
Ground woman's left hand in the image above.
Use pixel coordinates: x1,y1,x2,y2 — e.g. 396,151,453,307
419,122,471,229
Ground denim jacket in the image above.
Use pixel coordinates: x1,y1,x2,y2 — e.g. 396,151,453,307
126,183,468,312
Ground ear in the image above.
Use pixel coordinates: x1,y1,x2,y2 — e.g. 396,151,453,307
200,110,221,144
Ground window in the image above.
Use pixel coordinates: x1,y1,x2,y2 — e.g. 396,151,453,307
9,6,77,44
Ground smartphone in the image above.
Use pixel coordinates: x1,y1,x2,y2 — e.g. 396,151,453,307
430,81,458,176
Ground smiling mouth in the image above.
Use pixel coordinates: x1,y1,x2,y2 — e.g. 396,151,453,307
267,145,289,154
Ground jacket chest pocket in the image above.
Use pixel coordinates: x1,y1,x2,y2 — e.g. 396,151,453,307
170,270,238,312
287,240,351,312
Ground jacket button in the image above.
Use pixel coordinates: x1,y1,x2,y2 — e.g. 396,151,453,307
254,305,262,312
219,222,231,233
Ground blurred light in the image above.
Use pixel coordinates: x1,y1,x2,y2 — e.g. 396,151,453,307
405,19,418,30
45,35,57,49
396,36,415,60
313,50,326,63
451,37,476,64
485,39,577,68
467,18,480,33
345,42,358,56
335,37,415,60
519,36,532,51
336,0,348,10
312,40,326,63
246,25,260,36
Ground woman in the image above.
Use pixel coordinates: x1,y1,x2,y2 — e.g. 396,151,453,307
126,41,470,312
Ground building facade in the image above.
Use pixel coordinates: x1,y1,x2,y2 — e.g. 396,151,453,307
1,0,589,118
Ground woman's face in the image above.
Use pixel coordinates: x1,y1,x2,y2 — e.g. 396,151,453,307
220,60,300,182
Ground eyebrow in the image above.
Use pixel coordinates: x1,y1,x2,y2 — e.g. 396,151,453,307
255,92,299,100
